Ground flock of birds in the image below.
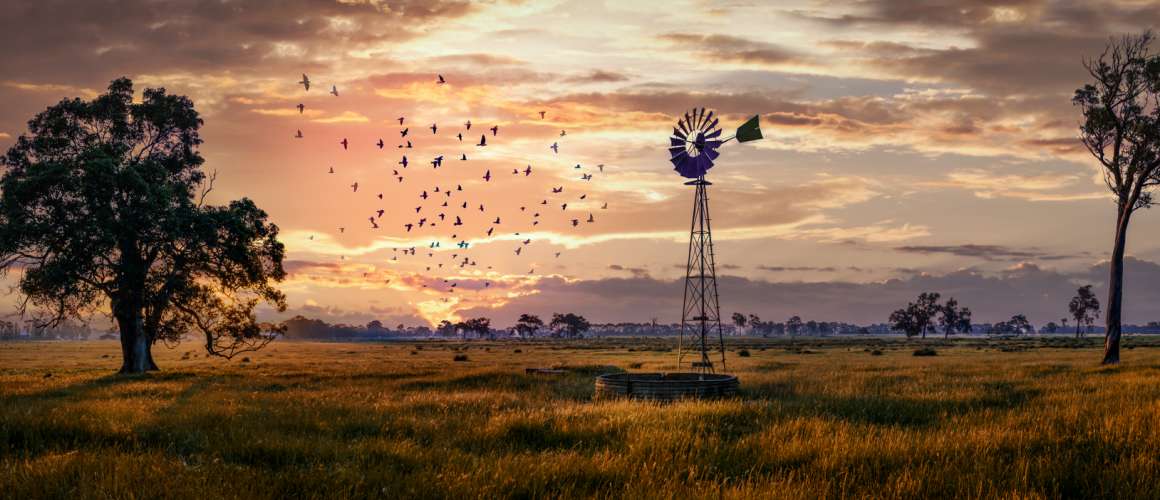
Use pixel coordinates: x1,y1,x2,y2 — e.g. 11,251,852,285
292,73,609,296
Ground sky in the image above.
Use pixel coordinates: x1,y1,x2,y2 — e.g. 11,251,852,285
2,0,1160,329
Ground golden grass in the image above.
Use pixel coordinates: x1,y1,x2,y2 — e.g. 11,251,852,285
3,337,1160,499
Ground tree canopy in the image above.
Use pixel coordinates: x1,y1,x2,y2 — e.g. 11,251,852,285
1074,31,1160,363
0,78,286,373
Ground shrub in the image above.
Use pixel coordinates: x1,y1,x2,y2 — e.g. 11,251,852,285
737,349,751,357
913,347,938,357
513,349,522,353
453,354,469,362
870,349,883,356
628,362,643,369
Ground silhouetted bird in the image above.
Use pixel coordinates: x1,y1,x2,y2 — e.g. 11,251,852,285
490,125,499,136
297,103,304,114
431,123,438,134
330,85,339,96
477,135,487,146
598,164,604,172
601,202,608,209
465,120,471,130
437,74,446,84
328,166,334,173
587,213,594,223
552,187,563,193
398,116,405,125
457,133,463,141
550,142,558,154
295,130,303,138
340,138,348,150
560,130,566,136
539,110,546,119
298,74,311,91
351,182,358,192
399,156,408,168
482,170,491,182
461,154,467,161
401,128,409,137
376,138,384,149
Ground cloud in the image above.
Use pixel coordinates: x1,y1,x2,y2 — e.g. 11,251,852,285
0,0,477,85
757,265,839,272
311,111,370,124
457,257,1160,327
659,33,806,67
929,170,1106,202
564,70,631,84
894,244,1083,262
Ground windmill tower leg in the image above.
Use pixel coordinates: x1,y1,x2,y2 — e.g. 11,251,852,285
679,177,725,374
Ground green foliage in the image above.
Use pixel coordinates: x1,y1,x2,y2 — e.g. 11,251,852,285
0,78,285,371
550,313,590,338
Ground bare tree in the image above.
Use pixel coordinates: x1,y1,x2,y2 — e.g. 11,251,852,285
1074,31,1160,364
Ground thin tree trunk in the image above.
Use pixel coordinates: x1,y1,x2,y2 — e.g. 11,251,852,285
1103,210,1131,365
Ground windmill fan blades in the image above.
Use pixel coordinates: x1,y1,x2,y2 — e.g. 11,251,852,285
669,107,728,179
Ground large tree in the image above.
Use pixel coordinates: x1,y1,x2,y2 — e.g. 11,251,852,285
1074,32,1160,364
1068,285,1101,338
550,313,590,338
0,78,286,373
938,297,972,339
514,313,543,339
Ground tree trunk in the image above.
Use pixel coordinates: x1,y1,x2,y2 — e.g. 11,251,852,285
1103,210,1131,365
116,310,155,374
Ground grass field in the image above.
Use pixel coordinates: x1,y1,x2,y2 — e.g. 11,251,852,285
4,336,1160,499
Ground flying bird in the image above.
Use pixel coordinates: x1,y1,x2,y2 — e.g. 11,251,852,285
598,164,605,172
330,85,339,96
560,130,566,136
490,125,498,136
523,165,532,176
460,154,467,161
430,123,438,134
477,135,487,147
550,142,558,154
299,74,311,91
351,182,358,192
328,166,334,174
295,130,303,138
297,103,304,114
539,110,546,119
465,120,471,130
401,128,409,137
482,170,491,182
397,116,405,125
437,74,446,84
399,156,408,168
552,187,563,193
457,133,463,141
340,138,348,150
376,138,384,149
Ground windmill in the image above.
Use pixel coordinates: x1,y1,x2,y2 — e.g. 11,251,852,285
669,109,762,373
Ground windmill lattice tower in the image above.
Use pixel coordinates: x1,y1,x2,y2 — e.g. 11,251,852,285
668,108,762,373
